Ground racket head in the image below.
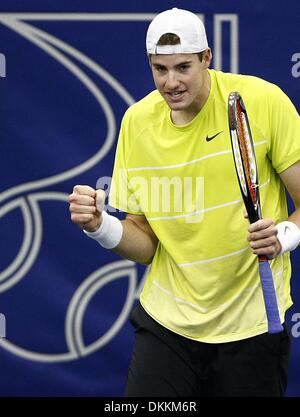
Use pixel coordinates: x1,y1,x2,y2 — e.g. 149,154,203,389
228,91,262,224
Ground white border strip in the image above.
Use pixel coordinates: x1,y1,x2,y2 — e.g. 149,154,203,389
0,13,157,21
0,13,204,22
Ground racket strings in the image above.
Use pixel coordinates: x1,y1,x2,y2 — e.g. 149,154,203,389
237,107,257,205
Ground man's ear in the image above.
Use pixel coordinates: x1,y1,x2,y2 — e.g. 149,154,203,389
202,48,212,68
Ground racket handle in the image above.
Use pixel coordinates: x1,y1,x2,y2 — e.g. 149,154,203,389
258,260,283,334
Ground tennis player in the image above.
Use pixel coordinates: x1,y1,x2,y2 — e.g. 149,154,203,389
69,8,300,396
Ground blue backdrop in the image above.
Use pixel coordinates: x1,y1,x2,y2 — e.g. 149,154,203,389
0,0,299,396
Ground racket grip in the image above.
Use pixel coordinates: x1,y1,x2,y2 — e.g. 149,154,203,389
259,260,283,334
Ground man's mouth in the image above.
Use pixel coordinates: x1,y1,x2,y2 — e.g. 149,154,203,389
165,91,186,100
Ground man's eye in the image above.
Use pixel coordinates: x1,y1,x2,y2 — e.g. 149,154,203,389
179,65,190,72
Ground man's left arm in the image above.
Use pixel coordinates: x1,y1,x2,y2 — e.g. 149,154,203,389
248,160,300,258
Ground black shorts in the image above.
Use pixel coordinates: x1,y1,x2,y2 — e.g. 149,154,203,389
124,303,291,397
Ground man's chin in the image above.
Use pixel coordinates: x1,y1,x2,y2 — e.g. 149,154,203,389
168,103,187,111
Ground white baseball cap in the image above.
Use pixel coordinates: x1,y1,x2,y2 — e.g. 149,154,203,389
146,8,208,55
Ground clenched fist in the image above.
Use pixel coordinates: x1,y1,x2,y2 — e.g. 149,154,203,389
243,209,281,258
68,185,105,232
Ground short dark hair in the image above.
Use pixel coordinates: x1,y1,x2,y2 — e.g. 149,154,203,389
157,33,205,62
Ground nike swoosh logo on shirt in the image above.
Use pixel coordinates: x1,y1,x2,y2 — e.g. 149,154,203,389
206,131,223,142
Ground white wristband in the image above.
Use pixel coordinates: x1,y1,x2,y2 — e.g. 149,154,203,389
277,221,300,254
83,211,123,249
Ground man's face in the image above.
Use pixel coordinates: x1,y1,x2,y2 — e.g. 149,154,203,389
150,53,208,113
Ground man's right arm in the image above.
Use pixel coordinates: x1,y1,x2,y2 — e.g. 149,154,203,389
69,185,158,265
113,214,158,264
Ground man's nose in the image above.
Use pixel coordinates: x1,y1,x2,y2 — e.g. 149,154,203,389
165,71,180,89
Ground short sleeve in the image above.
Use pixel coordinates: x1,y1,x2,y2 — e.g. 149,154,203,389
109,110,144,215
268,86,300,173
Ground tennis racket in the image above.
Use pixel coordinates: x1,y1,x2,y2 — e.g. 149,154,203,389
228,91,283,334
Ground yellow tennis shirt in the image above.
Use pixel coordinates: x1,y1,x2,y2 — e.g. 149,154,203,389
109,69,300,342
